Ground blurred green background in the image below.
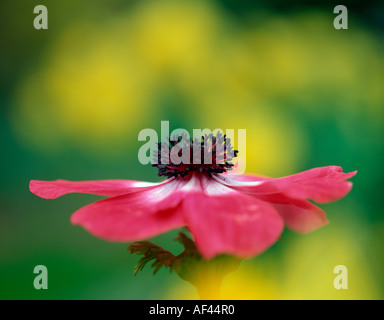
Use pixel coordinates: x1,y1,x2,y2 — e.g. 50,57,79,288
1,0,383,299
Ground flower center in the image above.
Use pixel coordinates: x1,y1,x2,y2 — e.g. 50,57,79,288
153,132,238,178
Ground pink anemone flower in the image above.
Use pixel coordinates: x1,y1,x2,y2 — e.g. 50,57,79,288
29,134,356,259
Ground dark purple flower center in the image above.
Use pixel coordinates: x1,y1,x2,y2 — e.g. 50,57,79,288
152,132,238,178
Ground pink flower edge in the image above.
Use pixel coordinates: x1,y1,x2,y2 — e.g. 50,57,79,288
29,166,356,259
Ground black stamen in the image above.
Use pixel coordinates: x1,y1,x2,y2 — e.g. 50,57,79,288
152,133,239,179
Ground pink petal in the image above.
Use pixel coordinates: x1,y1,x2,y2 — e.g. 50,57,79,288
252,192,328,232
70,177,200,241
183,177,284,259
213,174,280,194
221,172,269,182
29,179,169,199
273,166,357,203
271,201,328,233
219,166,356,204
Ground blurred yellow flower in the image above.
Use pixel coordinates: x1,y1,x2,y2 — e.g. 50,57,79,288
12,23,152,153
12,0,383,159
280,220,380,299
167,263,279,300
